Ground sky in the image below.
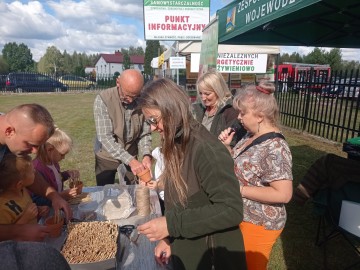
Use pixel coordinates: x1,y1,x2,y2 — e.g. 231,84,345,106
0,0,359,63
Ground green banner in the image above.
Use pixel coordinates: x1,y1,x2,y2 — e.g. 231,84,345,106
199,18,219,75
144,0,210,7
217,0,319,43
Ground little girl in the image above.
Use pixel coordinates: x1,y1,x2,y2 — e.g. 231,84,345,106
0,154,49,224
144,146,165,214
32,127,81,206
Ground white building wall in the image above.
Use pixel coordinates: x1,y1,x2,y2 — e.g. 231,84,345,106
95,57,107,79
110,63,123,75
95,56,145,80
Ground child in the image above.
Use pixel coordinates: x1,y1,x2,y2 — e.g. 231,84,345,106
32,127,81,206
145,146,165,214
0,154,49,224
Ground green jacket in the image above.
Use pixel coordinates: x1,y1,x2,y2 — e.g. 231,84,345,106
165,122,247,270
192,99,246,147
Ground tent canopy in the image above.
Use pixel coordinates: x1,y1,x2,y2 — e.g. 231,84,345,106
217,0,360,48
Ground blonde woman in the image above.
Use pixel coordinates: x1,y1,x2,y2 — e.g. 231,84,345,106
193,70,245,146
32,127,80,206
219,82,293,270
137,79,246,270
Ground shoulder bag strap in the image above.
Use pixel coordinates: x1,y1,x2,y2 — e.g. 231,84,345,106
238,132,286,157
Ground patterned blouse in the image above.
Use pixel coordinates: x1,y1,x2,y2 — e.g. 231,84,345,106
232,132,293,230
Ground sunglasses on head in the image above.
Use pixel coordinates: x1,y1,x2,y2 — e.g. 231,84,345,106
145,115,161,126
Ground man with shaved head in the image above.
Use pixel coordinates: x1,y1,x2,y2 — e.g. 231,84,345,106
94,69,152,186
0,103,72,241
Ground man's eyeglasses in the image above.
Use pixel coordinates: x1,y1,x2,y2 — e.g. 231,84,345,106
145,115,161,126
119,84,140,103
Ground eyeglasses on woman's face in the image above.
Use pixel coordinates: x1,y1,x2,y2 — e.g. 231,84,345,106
145,115,161,126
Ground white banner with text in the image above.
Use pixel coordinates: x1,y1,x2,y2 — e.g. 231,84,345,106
144,0,210,40
216,53,268,73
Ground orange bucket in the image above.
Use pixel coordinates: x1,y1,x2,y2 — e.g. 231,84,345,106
137,168,152,183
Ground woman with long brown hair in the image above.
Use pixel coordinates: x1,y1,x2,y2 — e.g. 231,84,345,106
137,78,247,270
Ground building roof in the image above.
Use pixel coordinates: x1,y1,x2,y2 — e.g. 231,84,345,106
98,51,144,64
130,55,145,64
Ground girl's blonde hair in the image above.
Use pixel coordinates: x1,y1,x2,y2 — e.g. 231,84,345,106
36,126,73,163
196,70,232,107
233,81,279,128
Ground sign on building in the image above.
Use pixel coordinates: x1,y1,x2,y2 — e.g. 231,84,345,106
216,53,268,73
169,57,186,69
144,0,210,40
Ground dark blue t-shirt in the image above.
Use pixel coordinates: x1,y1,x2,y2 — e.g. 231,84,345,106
0,145,10,163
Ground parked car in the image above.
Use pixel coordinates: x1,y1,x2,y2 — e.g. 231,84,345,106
342,79,360,99
58,75,96,90
321,79,344,98
0,74,7,90
5,72,67,93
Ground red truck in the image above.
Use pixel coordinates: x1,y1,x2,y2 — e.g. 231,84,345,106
276,62,331,92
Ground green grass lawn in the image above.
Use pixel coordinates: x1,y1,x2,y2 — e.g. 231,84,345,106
1,92,358,269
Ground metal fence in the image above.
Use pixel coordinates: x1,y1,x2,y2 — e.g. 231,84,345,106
0,72,117,93
276,69,360,143
2,70,359,143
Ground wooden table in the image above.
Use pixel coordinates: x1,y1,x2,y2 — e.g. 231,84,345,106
46,185,169,270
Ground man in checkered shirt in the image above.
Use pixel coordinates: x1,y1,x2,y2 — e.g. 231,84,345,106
93,69,152,186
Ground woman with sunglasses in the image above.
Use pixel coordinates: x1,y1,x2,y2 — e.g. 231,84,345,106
137,79,246,270
193,70,246,147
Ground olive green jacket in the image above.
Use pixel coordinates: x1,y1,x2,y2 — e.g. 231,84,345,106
165,122,247,270
192,99,246,147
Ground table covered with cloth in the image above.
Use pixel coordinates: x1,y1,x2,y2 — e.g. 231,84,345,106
46,185,171,270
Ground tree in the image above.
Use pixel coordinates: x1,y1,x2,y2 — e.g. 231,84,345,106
304,47,327,64
325,48,342,71
129,46,144,55
38,46,63,75
280,53,290,64
144,41,161,76
122,51,132,70
280,52,303,64
0,56,9,73
62,50,73,74
342,60,360,72
2,42,34,72
289,52,303,63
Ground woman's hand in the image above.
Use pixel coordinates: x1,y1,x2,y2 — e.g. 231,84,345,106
218,127,235,148
138,216,169,241
155,238,171,266
146,180,158,190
